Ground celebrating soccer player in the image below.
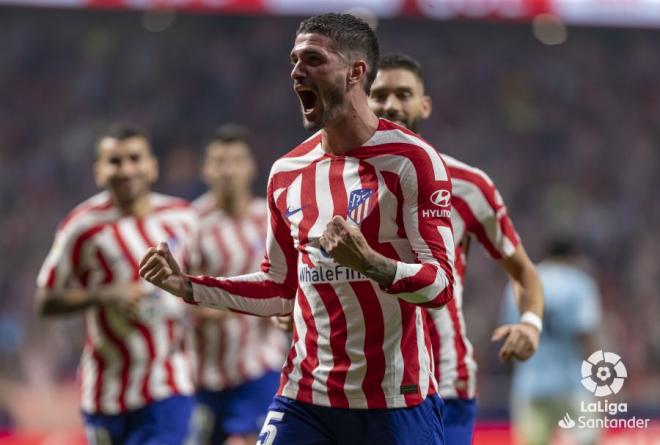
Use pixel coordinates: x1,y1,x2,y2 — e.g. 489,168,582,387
368,53,545,444
140,13,455,444
35,123,199,444
192,124,288,445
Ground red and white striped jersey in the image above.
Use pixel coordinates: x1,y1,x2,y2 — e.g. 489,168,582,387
36,192,199,415
426,154,521,400
186,119,456,409
192,194,288,391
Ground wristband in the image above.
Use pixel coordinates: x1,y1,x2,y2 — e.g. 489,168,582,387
520,311,543,332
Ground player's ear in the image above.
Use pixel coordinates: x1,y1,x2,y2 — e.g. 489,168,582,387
347,60,367,89
421,95,432,120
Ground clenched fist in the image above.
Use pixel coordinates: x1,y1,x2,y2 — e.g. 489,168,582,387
316,216,396,288
319,216,371,272
139,242,192,301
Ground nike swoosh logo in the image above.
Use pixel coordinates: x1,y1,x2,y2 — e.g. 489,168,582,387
285,206,305,218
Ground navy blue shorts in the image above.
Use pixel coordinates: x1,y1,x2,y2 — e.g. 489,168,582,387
256,394,444,445
194,370,280,444
443,398,477,445
83,394,195,445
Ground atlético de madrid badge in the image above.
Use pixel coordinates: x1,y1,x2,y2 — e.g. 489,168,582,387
347,188,374,225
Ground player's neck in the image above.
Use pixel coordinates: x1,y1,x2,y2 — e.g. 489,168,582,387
321,95,379,155
113,194,152,218
214,190,251,218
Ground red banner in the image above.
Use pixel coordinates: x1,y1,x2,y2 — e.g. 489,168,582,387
3,0,660,27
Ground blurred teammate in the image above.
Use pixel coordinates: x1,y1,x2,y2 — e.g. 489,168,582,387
140,13,455,444
35,123,198,445
502,237,602,445
192,124,288,445
368,54,544,444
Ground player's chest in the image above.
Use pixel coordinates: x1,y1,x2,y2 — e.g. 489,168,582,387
279,157,399,240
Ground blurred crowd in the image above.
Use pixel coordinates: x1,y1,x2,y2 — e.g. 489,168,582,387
0,7,658,427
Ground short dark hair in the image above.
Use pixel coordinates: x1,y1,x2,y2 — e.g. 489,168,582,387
379,53,425,85
297,13,380,94
208,123,250,146
99,122,150,142
96,122,150,158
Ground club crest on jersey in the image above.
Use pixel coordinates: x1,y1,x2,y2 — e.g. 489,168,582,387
347,188,374,225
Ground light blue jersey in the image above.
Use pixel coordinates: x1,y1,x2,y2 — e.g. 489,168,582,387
501,261,601,399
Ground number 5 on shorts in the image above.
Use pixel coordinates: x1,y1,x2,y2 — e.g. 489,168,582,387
256,411,285,445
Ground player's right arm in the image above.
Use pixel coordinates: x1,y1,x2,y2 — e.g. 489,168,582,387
140,169,298,317
36,285,144,316
35,220,145,316
36,287,97,315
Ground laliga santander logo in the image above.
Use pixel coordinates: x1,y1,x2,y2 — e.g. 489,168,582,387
557,351,649,430
581,350,627,397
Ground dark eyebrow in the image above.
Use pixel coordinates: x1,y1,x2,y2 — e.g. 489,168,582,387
371,86,413,95
290,48,326,61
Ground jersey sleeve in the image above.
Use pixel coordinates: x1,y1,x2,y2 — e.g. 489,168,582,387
187,166,298,316
36,220,81,291
382,148,455,308
450,166,520,259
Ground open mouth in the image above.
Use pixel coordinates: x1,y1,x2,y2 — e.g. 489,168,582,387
296,88,318,116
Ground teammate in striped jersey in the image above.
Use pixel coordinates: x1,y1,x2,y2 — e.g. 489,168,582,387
192,125,288,445
140,13,454,444
35,123,198,445
368,53,544,444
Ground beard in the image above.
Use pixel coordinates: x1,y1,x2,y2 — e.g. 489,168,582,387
302,75,346,132
111,177,148,206
380,110,421,133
